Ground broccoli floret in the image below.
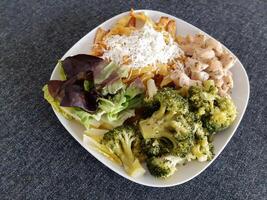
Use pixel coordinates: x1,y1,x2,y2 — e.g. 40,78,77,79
101,125,145,177
141,100,160,119
139,88,189,140
202,80,219,95
189,80,218,117
168,113,199,157
172,138,195,157
171,112,199,140
153,87,189,115
142,138,172,157
147,155,185,178
139,88,196,158
191,136,214,162
204,97,237,133
131,130,147,162
139,104,175,142
188,80,237,133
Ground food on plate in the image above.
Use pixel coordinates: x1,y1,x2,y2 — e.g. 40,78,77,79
43,10,237,179
96,125,146,177
177,34,235,96
147,155,185,178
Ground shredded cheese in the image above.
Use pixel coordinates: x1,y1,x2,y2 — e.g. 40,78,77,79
102,25,183,68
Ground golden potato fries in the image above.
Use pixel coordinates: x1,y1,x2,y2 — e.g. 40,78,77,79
115,15,132,27
91,45,104,56
91,28,108,56
140,72,154,83
94,28,107,43
91,9,183,87
123,65,156,84
166,20,176,38
157,63,169,76
127,16,136,27
157,16,170,28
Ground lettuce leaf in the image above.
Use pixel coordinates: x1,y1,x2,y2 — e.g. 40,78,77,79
48,55,130,112
43,84,140,130
100,109,136,129
43,85,104,129
63,54,106,79
98,78,145,122
84,80,94,92
62,54,127,87
94,62,119,84
101,79,126,95
57,60,67,81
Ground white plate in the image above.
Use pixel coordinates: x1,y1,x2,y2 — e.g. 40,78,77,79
50,10,250,187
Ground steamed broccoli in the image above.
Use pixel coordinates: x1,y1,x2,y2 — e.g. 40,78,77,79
188,80,218,117
131,130,147,162
191,136,214,162
141,100,160,119
153,87,189,115
204,97,237,133
101,125,145,177
139,88,197,158
146,155,185,178
139,88,189,140
142,138,172,157
172,137,195,158
188,80,237,133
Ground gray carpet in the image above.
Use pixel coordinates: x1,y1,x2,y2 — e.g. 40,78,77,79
1,0,266,199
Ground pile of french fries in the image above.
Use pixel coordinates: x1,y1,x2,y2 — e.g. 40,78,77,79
91,10,181,85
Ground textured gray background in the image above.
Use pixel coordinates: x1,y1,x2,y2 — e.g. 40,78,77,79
1,0,266,199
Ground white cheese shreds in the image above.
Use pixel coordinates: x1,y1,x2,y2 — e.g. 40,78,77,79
102,25,183,68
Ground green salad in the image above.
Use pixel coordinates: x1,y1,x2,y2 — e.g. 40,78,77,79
43,54,237,178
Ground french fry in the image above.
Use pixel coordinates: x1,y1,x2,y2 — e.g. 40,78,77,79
94,28,108,44
157,63,169,76
123,65,155,83
91,45,104,56
102,14,135,38
131,65,154,76
107,26,135,37
131,11,154,28
166,20,176,38
123,69,139,83
160,75,172,87
91,28,108,56
140,72,154,83
130,11,148,23
90,10,186,92
115,15,132,27
157,16,170,28
127,16,136,27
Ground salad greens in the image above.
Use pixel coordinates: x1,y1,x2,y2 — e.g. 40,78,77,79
98,79,144,122
101,79,125,95
43,54,237,179
43,85,103,129
44,54,143,131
